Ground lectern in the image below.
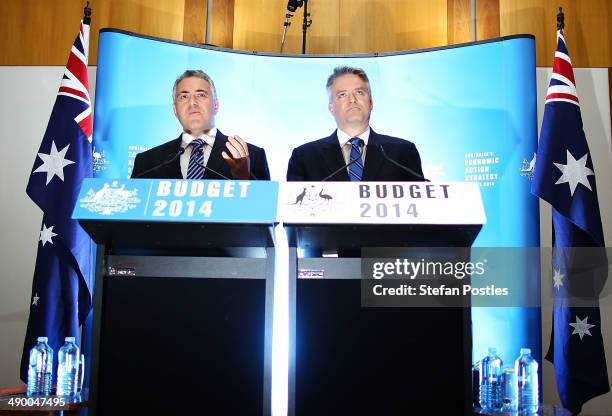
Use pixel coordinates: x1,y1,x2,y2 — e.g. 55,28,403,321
73,178,278,415
280,182,486,415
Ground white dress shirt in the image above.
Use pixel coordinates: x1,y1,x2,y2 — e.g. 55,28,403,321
179,128,217,179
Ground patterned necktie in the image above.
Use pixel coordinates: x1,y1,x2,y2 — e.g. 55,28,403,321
186,138,206,179
348,137,364,181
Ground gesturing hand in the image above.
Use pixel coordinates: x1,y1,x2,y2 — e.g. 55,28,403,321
222,135,251,180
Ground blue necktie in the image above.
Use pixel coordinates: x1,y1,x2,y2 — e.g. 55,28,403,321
348,137,364,181
186,138,206,179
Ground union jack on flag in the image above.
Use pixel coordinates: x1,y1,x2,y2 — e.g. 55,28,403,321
58,22,93,142
544,30,579,106
21,16,93,383
532,27,609,414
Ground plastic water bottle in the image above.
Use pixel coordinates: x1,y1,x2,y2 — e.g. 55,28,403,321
26,337,53,396
56,337,80,396
472,360,481,408
74,353,85,393
479,347,503,412
515,348,539,414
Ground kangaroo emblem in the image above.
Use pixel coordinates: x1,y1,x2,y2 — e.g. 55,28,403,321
293,187,307,205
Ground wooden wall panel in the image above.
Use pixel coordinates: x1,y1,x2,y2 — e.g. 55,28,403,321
0,0,186,65
182,0,235,48
232,0,341,54
232,0,285,53
448,0,500,46
500,0,612,67
477,0,500,40
233,0,447,55
4,0,612,67
183,0,207,44
338,0,447,54
89,0,186,64
0,0,85,65
209,0,235,48
448,0,473,45
305,0,342,55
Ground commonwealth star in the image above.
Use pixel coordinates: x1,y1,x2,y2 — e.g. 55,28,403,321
33,141,75,185
553,150,594,196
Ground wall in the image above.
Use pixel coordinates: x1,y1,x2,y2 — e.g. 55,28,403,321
501,0,612,67
1,1,611,66
232,0,448,55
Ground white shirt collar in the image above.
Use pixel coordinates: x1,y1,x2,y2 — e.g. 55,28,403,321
336,127,370,148
181,127,217,147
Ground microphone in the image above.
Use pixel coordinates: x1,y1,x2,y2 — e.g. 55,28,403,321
321,144,370,181
198,162,232,180
204,164,259,180
377,144,429,182
287,0,303,12
199,157,258,180
133,147,185,178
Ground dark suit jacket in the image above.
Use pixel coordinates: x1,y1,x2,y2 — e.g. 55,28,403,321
131,130,270,180
286,129,425,181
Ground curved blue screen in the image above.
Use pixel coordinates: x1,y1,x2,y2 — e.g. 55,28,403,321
93,30,541,370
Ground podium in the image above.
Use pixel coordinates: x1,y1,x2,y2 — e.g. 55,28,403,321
74,179,278,415
280,182,486,415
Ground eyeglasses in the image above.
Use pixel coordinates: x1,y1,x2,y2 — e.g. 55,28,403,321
175,91,210,103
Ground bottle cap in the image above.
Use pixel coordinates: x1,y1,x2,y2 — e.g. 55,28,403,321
37,337,48,342
520,348,531,355
65,337,76,343
487,347,497,355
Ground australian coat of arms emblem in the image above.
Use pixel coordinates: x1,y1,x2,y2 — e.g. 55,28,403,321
288,185,334,216
79,180,141,215
520,153,536,180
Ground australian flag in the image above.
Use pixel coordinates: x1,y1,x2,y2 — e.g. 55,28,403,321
20,18,93,383
531,28,609,413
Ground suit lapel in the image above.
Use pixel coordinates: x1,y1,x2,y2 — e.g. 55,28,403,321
164,136,184,179
362,129,385,181
203,130,231,179
320,131,349,181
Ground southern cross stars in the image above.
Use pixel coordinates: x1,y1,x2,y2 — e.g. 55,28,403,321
552,268,564,290
569,315,595,340
33,141,75,185
39,224,57,246
554,150,594,196
32,293,40,306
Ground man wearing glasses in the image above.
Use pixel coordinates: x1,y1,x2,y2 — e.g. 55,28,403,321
132,69,270,180
286,66,424,182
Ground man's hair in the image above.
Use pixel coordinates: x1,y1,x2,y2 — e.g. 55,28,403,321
326,66,371,100
172,69,217,101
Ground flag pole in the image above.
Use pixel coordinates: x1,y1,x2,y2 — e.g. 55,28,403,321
557,7,564,31
83,1,91,24
20,0,95,384
532,4,610,413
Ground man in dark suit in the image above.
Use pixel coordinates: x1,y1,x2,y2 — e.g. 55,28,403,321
132,69,270,180
287,66,424,181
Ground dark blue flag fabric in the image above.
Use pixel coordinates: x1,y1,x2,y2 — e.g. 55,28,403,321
20,20,93,383
532,29,609,413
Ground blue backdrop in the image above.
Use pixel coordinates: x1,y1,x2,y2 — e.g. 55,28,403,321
93,29,540,369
